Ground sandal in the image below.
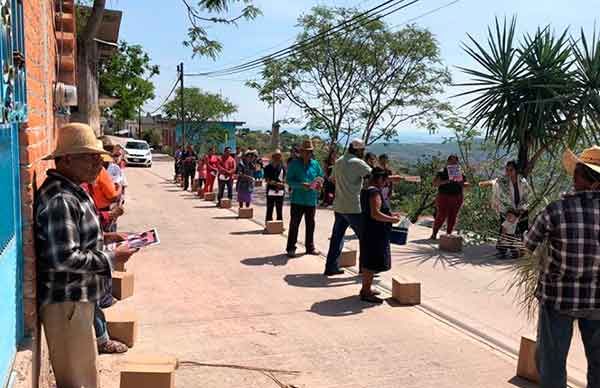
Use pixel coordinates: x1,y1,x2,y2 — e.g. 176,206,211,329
98,339,128,354
360,291,384,304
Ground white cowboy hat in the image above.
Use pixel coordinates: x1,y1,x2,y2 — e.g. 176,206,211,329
563,146,600,176
43,123,110,160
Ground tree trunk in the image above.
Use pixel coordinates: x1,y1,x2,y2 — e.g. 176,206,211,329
517,142,529,177
270,122,280,150
71,0,106,136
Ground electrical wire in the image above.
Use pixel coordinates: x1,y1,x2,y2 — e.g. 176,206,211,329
185,0,419,77
146,77,180,115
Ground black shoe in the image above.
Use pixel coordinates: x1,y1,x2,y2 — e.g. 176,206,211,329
360,293,384,304
306,249,321,256
324,269,345,276
286,250,297,258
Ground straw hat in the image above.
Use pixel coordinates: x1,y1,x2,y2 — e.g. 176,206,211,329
563,146,600,176
301,139,314,151
43,123,110,160
271,149,282,157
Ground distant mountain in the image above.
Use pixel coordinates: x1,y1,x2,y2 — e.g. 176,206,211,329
368,140,490,165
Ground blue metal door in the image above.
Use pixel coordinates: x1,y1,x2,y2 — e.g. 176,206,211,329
0,0,27,385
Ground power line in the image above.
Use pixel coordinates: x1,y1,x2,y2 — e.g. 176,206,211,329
390,0,461,29
185,0,419,78
146,77,180,115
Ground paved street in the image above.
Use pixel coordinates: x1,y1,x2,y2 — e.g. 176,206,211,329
96,156,544,387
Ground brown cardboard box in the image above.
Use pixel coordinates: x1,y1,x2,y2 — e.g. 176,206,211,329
339,250,357,268
516,337,540,383
114,261,127,272
220,198,232,209
105,308,137,348
238,207,253,219
204,192,215,201
254,180,263,188
439,234,463,252
392,278,421,305
120,354,178,388
265,220,284,234
112,271,134,300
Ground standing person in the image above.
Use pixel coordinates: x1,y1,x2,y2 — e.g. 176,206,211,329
321,149,337,207
430,155,467,240
236,151,255,208
35,123,138,388
364,152,378,169
286,140,324,258
324,140,371,276
113,144,126,169
173,145,183,180
378,154,394,204
217,146,236,205
264,149,286,222
203,146,219,194
492,161,530,253
525,146,600,388
181,145,198,191
359,168,401,304
196,154,207,196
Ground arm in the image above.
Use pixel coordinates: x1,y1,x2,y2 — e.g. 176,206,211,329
524,208,551,252
369,192,400,223
433,173,448,187
39,197,112,273
97,169,121,201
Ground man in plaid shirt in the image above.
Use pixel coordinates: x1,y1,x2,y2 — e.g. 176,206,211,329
525,146,600,388
36,123,138,388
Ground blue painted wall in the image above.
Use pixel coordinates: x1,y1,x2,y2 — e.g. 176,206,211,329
175,121,239,153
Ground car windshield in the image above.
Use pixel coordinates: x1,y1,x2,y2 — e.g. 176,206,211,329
125,142,149,150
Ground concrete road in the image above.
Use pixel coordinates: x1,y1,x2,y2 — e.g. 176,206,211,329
97,156,542,387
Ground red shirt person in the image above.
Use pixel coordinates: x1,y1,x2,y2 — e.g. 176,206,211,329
203,146,219,194
217,146,236,205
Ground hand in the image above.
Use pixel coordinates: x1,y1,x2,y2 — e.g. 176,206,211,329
109,206,124,221
392,212,402,218
391,216,401,224
114,244,138,264
104,232,128,244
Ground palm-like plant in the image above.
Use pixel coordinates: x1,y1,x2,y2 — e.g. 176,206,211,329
458,17,600,175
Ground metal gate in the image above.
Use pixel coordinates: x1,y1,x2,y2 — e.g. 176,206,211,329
0,0,27,385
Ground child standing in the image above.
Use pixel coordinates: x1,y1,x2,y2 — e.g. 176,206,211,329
236,151,256,208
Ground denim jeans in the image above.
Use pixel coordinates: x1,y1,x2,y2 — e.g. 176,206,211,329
94,303,109,345
217,179,233,202
536,304,600,388
324,212,362,273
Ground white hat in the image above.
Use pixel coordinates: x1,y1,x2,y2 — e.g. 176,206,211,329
351,139,365,150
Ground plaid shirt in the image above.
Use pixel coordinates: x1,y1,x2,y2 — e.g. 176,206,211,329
525,191,600,312
35,170,114,306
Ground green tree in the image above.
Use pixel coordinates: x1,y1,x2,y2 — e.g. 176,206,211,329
458,17,600,176
248,6,451,150
99,42,160,127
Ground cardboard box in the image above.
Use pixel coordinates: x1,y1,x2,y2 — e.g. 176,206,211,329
105,308,137,348
120,354,178,388
392,278,421,305
112,271,134,300
439,234,463,252
114,261,127,272
238,207,253,219
339,250,357,268
254,180,263,188
265,220,284,234
204,192,215,201
516,337,540,383
220,198,232,209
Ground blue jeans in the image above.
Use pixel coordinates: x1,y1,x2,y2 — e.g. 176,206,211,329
94,303,109,345
324,212,362,273
537,304,600,388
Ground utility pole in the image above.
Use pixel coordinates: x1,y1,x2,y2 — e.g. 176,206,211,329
177,62,185,145
138,107,142,139
271,89,280,150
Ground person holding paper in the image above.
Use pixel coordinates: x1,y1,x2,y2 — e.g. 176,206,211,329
264,149,286,222
285,140,323,258
203,146,219,195
430,155,467,240
236,150,256,208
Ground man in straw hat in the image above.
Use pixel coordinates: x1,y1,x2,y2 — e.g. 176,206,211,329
525,146,600,388
35,123,138,387
285,139,323,258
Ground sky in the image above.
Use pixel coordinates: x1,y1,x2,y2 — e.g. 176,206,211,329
111,0,598,141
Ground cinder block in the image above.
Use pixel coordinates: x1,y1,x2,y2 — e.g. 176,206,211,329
516,337,540,383
392,278,421,305
220,198,232,209
339,250,357,268
105,307,137,348
120,354,178,388
204,192,215,201
265,220,284,234
112,271,134,300
254,180,263,188
238,207,253,219
439,234,463,252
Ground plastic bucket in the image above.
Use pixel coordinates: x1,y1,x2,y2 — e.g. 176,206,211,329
391,226,408,245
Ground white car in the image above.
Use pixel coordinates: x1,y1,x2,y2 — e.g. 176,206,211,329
124,140,153,167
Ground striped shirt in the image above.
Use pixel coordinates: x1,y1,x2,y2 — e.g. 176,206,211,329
525,191,600,312
35,170,114,306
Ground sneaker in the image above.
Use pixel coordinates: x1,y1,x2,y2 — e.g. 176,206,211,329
286,250,297,258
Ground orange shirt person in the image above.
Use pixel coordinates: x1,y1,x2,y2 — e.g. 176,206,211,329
92,166,122,210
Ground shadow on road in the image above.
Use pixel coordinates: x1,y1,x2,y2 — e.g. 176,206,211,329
194,205,216,209
507,376,537,388
230,229,266,236
285,273,360,288
212,216,238,220
241,254,291,267
309,295,378,317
